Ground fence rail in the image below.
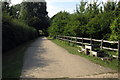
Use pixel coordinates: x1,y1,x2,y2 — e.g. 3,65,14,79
55,35,119,53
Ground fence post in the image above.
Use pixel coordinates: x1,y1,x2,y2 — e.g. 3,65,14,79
63,36,65,41
57,35,58,40
67,36,69,43
90,38,93,51
76,37,77,43
56,35,58,39
58,35,59,39
82,37,83,47
71,37,72,42
62,36,63,40
118,40,120,61
90,38,92,45
101,39,103,50
59,35,61,40
55,35,56,39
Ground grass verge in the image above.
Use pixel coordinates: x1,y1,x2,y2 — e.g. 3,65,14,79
48,37,118,71
2,38,38,78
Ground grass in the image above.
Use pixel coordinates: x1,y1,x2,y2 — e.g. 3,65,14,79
104,50,118,56
2,38,38,78
93,48,118,56
48,37,118,71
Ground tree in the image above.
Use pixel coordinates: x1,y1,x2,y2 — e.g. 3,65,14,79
76,1,87,14
48,11,70,36
110,15,120,41
2,0,11,13
48,1,119,40
86,12,115,39
19,2,50,33
103,2,117,12
9,4,21,18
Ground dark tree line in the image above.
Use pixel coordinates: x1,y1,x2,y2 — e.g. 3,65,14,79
48,1,120,41
2,0,50,52
19,2,50,32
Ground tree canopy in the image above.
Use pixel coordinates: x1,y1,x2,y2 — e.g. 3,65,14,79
2,0,50,52
48,1,120,41
19,2,50,31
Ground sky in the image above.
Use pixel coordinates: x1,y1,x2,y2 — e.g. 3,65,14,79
45,0,107,17
10,0,118,18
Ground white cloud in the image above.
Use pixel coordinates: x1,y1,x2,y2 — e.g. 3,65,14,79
46,4,73,17
46,0,79,17
47,4,62,17
46,0,81,3
101,0,119,3
11,0,119,18
11,0,23,5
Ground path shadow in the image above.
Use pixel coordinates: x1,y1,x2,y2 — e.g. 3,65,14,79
22,37,56,73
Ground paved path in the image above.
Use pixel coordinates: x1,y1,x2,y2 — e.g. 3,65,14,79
21,37,117,78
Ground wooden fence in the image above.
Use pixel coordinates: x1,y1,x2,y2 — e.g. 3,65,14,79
54,35,119,58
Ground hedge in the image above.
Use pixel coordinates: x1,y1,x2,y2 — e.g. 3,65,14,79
2,14,38,52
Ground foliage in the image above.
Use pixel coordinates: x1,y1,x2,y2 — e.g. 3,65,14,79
2,1,50,51
2,13,38,52
48,1,120,41
19,2,50,31
9,4,21,18
110,15,120,40
48,11,70,36
2,1,50,78
103,2,117,12
2,2,10,13
28,17,42,30
86,12,115,39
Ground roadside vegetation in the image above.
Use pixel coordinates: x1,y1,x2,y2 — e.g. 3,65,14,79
2,1,50,52
2,1,50,78
2,39,37,78
48,37,118,70
2,13,38,52
48,1,120,41
2,0,120,78
48,1,119,71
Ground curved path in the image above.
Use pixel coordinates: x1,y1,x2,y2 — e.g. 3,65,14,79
21,37,117,78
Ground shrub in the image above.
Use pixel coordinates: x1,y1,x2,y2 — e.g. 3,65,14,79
109,15,120,41
2,13,38,52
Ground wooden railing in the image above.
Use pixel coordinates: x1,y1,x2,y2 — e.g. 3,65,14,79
54,35,120,57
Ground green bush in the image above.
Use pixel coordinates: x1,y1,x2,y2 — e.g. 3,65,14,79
86,12,115,39
48,1,119,40
2,13,38,52
109,15,120,41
